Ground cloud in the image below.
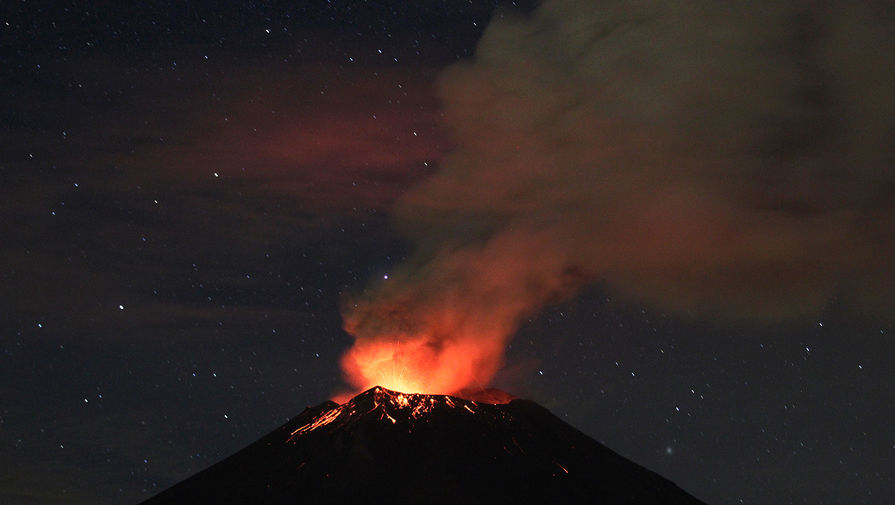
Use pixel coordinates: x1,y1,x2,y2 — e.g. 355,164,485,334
0,55,446,334
341,0,895,392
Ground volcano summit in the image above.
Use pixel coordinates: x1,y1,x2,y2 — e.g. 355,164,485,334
141,387,708,505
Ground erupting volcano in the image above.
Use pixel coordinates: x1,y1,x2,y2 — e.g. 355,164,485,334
141,386,708,505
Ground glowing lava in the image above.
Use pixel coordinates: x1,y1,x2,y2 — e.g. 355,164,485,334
291,386,512,442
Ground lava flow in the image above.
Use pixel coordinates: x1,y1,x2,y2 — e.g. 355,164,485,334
292,386,505,442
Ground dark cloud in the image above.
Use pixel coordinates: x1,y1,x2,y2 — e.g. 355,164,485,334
1,55,445,335
342,0,895,391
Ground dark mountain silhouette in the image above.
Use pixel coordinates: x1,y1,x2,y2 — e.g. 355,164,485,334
140,386,708,505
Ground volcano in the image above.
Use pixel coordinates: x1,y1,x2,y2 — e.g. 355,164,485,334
140,386,708,505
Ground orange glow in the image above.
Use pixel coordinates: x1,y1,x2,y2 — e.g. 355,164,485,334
338,236,555,398
339,326,506,396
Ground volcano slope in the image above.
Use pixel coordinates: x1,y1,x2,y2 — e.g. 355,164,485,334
140,386,708,505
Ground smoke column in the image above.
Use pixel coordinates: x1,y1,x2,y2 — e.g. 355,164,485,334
340,0,895,394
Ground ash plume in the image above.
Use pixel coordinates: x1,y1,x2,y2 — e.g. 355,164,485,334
341,0,895,392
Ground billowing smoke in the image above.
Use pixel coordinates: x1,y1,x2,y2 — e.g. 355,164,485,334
341,0,895,394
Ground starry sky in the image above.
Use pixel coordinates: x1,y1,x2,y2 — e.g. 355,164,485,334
2,1,894,505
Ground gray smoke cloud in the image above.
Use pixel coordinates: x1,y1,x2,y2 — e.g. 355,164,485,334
341,0,895,392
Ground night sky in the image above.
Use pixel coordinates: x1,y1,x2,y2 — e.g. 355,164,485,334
2,2,894,505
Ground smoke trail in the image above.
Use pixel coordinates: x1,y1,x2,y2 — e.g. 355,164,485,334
341,0,895,393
